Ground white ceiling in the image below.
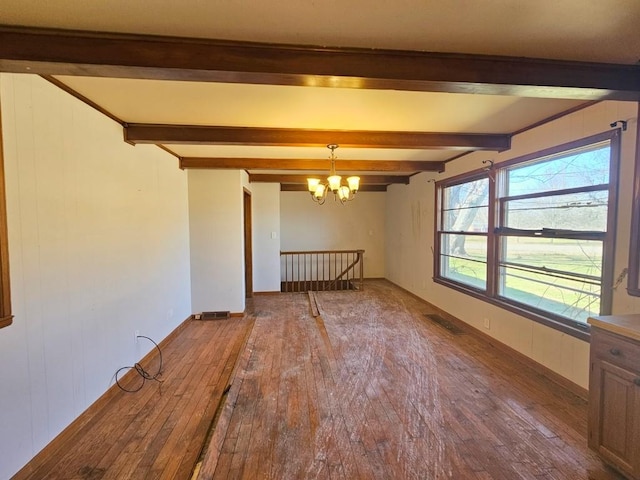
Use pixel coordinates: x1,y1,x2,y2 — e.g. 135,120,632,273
1,0,639,185
54,75,586,164
3,0,639,63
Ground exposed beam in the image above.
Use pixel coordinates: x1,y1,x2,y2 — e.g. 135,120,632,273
125,124,510,151
179,157,445,172
281,184,388,192
249,174,410,184
0,26,638,100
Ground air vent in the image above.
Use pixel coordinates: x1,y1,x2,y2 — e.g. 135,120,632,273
199,311,230,320
424,313,465,335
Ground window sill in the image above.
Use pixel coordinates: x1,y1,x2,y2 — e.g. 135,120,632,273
433,277,591,341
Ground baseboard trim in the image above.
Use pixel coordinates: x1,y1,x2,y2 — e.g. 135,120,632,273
386,280,588,400
11,315,193,480
253,291,282,296
230,312,244,318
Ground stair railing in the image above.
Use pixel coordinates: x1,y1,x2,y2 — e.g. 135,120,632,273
280,250,364,292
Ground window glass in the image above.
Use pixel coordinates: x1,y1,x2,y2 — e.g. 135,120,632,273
506,144,610,196
498,237,603,322
442,178,489,232
440,234,487,289
503,190,609,232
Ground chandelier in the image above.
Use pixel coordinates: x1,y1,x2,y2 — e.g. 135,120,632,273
306,144,360,205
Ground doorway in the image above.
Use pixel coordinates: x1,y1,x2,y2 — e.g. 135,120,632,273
243,189,253,298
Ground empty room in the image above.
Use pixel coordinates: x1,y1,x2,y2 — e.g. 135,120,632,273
1,2,640,479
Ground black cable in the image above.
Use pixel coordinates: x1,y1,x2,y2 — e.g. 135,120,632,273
114,335,164,393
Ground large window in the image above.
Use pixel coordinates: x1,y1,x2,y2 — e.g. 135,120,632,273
435,131,620,338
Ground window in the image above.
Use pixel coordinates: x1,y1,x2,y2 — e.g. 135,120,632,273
439,175,490,290
435,131,620,338
0,97,12,329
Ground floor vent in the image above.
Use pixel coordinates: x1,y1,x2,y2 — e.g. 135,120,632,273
424,313,465,335
199,311,230,320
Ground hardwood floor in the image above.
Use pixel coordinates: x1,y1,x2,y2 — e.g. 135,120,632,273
200,281,622,480
13,315,254,480
14,280,624,479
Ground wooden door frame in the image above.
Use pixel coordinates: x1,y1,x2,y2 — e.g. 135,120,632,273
243,188,253,298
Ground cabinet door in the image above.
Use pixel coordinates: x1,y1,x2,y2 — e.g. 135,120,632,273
591,359,640,477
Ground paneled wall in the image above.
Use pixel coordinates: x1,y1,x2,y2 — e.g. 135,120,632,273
0,73,192,479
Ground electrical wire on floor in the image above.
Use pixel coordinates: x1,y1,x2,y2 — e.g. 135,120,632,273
114,335,164,393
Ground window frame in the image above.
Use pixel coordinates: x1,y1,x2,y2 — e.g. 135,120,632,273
627,102,640,296
434,130,620,340
0,93,12,329
435,172,491,292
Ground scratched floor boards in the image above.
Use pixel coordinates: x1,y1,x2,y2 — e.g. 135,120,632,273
203,280,623,480
14,280,623,479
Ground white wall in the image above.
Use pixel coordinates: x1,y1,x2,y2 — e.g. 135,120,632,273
188,169,246,313
0,73,192,479
386,101,639,390
280,191,386,278
251,183,281,292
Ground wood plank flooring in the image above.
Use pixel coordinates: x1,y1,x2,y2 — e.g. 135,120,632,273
14,280,625,479
200,280,623,480
13,315,254,480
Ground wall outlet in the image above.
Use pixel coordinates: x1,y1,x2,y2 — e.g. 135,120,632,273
134,330,140,344
483,318,491,330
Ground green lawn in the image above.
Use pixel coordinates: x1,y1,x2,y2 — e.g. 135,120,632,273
443,236,601,322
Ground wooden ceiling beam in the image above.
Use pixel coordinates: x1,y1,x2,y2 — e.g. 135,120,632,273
125,124,510,151
281,184,388,192
0,26,638,101
179,157,445,172
249,174,410,184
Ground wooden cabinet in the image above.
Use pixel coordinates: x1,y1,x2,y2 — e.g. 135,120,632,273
588,315,640,479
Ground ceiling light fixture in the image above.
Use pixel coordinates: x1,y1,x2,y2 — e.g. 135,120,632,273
307,144,360,205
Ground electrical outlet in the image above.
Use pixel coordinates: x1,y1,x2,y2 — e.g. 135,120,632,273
134,330,140,344
483,318,491,330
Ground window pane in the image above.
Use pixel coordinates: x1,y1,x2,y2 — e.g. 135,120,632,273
506,144,610,197
442,178,489,232
498,237,603,322
440,233,487,289
504,190,608,231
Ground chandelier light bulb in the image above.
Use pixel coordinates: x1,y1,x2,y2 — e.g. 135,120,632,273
307,178,321,193
328,175,342,192
305,144,360,205
347,176,360,193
